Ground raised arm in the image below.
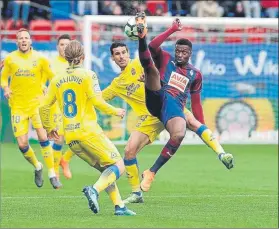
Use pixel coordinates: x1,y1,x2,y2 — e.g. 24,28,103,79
148,18,182,57
190,71,205,124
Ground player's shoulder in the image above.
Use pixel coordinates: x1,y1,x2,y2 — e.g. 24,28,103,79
82,69,98,80
187,63,202,77
5,50,18,59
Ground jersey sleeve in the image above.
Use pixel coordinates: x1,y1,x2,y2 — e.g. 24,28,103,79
190,71,203,94
85,71,118,115
0,56,11,88
102,81,118,101
41,56,55,83
39,80,57,133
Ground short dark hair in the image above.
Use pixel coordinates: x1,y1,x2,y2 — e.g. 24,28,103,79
57,34,71,44
16,28,31,38
110,42,128,55
176,38,192,49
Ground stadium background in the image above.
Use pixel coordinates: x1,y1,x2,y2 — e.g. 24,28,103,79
0,0,278,143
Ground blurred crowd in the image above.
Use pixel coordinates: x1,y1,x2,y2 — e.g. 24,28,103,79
1,0,278,28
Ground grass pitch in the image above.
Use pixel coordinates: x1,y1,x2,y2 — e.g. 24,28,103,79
0,143,278,228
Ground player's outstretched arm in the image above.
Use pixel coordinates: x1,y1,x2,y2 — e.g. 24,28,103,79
191,93,205,124
190,71,205,124
149,18,182,57
102,84,117,101
86,74,125,118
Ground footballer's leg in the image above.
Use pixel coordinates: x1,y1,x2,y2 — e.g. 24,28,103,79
16,134,44,187
60,148,74,179
185,111,234,169
93,163,136,216
32,109,61,188
136,12,161,92
36,127,62,189
52,135,63,179
12,110,43,187
123,130,150,204
141,98,186,192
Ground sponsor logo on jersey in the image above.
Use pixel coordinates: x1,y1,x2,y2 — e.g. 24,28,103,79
168,71,189,92
126,83,140,96
131,68,136,76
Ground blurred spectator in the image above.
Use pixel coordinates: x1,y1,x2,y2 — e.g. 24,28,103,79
152,5,166,33
261,0,278,18
30,0,50,20
99,0,115,15
12,0,30,27
77,1,98,16
242,0,261,18
234,1,245,17
112,4,122,15
138,2,152,15
191,0,224,17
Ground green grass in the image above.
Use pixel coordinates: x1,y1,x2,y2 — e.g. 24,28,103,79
0,143,278,228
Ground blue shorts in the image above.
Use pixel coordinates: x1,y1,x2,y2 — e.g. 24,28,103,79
145,87,186,126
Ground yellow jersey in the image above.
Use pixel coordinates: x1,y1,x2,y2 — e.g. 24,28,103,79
48,55,69,114
102,58,150,116
40,66,119,144
0,49,54,110
50,55,69,76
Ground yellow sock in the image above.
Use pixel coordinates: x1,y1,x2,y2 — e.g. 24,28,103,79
52,143,63,174
20,145,40,169
197,125,225,155
93,165,120,193
62,149,75,162
105,182,124,208
39,140,55,177
124,158,141,193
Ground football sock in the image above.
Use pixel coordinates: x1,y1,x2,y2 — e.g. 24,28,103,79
124,158,141,193
138,36,154,70
150,138,181,174
62,149,75,162
52,143,63,174
93,165,120,193
39,140,55,178
105,182,125,208
19,145,40,169
196,125,225,155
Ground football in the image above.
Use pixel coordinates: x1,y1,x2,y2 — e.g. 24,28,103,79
124,17,139,40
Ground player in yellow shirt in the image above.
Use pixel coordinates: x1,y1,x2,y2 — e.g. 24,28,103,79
103,42,234,203
48,34,75,179
0,28,61,189
39,40,136,216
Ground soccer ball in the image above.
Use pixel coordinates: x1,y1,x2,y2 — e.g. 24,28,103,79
124,17,139,40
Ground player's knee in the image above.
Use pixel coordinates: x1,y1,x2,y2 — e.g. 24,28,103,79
170,131,185,144
124,145,137,160
114,159,125,175
18,141,29,150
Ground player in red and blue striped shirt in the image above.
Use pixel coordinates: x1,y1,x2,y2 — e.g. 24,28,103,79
136,13,234,192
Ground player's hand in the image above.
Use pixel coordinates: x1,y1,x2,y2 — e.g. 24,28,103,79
138,74,145,82
48,129,59,141
172,18,182,31
115,108,126,119
3,87,12,99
